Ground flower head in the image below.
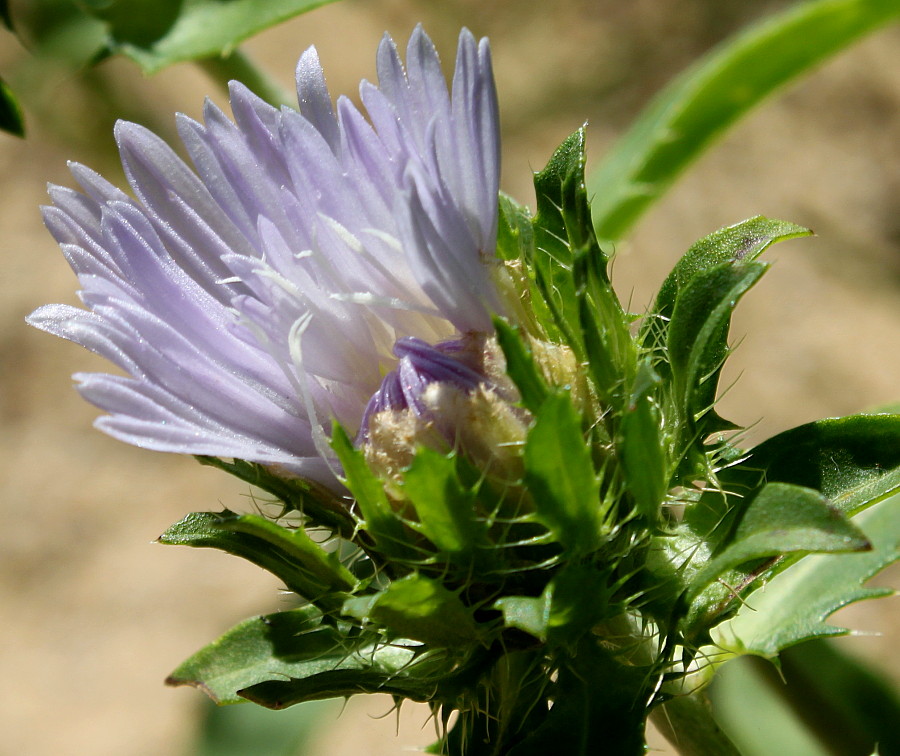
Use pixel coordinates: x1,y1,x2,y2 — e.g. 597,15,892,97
28,27,504,489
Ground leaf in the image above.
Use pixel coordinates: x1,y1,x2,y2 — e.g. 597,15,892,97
685,482,871,601
196,455,355,537
166,606,435,706
618,360,667,520
167,606,333,704
709,493,899,658
80,0,342,73
574,244,635,412
650,217,811,329
666,260,768,431
532,128,609,349
589,0,900,240
496,192,534,263
330,424,414,561
495,565,617,644
401,447,491,568
493,317,549,414
158,511,356,608
0,76,24,137
776,640,900,755
688,414,900,548
192,696,336,756
506,640,648,756
524,392,602,555
343,574,482,647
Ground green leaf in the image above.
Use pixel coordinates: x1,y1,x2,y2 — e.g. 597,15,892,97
158,511,356,608
167,606,333,704
494,594,551,642
342,574,482,647
192,696,336,756
79,0,341,73
167,606,435,706
686,482,871,601
776,640,900,756
506,640,648,756
495,565,618,644
666,260,767,431
196,455,355,537
0,76,24,137
497,192,535,263
493,317,549,414
401,447,491,568
650,217,811,329
709,493,899,658
589,0,900,240
618,360,667,520
688,414,900,547
573,244,635,412
524,392,603,555
330,424,414,561
532,128,609,349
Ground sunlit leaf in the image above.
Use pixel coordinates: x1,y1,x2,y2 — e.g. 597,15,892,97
685,482,870,601
343,574,482,647
709,494,899,657
158,510,356,609
524,392,602,555
589,0,900,240
166,606,436,707
79,0,342,73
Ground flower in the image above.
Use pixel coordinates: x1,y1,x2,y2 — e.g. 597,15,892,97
28,27,505,490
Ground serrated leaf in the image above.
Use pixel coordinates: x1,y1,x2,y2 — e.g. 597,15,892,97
495,565,617,645
196,455,354,537
532,128,608,350
574,245,635,411
0,76,24,137
666,260,768,432
401,447,491,568
688,414,900,548
678,415,900,637
686,482,871,601
167,606,431,706
618,360,667,520
342,574,481,647
589,0,900,240
651,217,811,329
167,606,332,703
709,494,899,658
79,0,340,73
524,392,603,555
158,511,355,608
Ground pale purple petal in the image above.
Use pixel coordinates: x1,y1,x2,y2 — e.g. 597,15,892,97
29,28,505,490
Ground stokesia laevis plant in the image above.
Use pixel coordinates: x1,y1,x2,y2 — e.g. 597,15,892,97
28,24,900,756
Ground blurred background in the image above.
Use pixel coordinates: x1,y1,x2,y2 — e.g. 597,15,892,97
1,0,898,753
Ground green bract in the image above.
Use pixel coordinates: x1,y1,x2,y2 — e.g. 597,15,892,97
162,131,900,754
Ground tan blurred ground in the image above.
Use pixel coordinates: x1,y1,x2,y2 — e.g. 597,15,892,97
1,1,898,754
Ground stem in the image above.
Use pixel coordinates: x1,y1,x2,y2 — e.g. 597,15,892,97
196,49,294,108
650,690,742,756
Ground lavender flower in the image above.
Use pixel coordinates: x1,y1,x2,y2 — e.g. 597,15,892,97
28,27,506,489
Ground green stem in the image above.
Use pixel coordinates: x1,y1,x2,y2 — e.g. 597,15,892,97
650,691,742,756
196,49,294,109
